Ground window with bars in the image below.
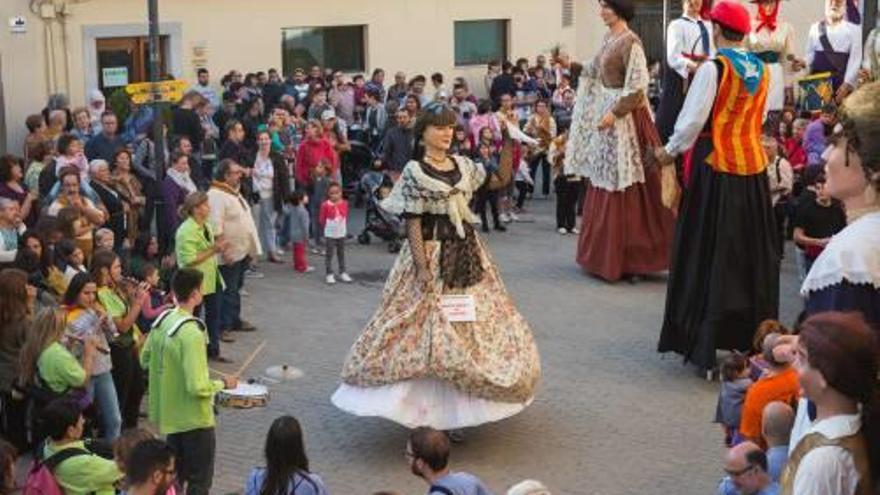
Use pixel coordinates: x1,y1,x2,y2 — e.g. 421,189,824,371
562,0,574,27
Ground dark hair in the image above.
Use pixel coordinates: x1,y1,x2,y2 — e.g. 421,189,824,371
409,427,450,471
197,68,209,76
25,114,45,133
58,166,80,184
133,232,158,261
259,416,315,495
89,249,118,287
225,119,243,138
28,140,52,163
290,190,305,206
127,439,175,485
62,272,95,306
717,24,746,42
55,238,79,266
139,262,158,281
502,61,513,72
601,0,635,21
476,99,493,115
0,438,16,495
744,449,768,472
56,133,79,156
112,148,133,168
0,155,23,183
169,152,188,170
100,110,117,122
720,352,747,382
800,312,880,474
412,103,458,160
0,269,29,325
214,158,237,181
14,230,52,276
41,398,82,441
431,72,444,84
172,268,203,302
410,75,426,86
56,207,82,239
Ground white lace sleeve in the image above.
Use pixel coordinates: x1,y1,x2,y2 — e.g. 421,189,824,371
611,42,649,117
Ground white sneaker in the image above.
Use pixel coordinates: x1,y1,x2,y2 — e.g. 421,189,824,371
509,212,520,222
499,212,511,223
339,272,353,283
325,274,336,285
304,266,316,273
571,227,580,234
558,227,568,235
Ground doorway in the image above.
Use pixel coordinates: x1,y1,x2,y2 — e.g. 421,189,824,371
630,0,683,65
95,36,169,97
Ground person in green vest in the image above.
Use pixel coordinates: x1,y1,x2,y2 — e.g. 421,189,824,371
40,398,123,495
139,268,237,495
174,191,229,362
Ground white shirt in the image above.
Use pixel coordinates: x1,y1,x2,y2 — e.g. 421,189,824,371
791,413,862,495
805,20,864,87
666,15,715,78
190,83,220,113
665,52,771,157
252,154,274,199
207,186,263,263
766,156,793,205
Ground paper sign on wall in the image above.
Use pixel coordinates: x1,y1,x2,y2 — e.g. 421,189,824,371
440,295,477,322
9,16,26,34
102,67,129,87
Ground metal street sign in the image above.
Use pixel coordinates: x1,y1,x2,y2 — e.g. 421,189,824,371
125,80,188,104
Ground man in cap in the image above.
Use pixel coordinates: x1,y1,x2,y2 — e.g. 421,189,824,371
656,1,780,377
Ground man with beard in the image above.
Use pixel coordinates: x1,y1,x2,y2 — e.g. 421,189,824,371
805,0,863,103
125,439,177,495
406,427,491,495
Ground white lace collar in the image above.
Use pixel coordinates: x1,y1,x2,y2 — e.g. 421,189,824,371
801,212,880,295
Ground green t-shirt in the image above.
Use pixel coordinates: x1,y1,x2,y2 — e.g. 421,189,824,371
43,440,122,495
140,307,224,435
97,287,139,347
37,342,86,393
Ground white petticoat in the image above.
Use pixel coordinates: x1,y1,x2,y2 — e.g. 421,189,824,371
331,377,532,430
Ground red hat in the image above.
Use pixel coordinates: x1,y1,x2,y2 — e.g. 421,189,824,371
710,1,752,35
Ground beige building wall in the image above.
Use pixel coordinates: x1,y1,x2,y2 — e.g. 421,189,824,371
1,0,578,154
0,0,848,155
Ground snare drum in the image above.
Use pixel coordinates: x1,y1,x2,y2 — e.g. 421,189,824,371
216,383,269,409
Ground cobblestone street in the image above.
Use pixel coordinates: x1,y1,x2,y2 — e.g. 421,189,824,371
208,199,804,495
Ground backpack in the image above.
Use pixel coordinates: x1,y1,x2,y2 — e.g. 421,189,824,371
22,447,90,495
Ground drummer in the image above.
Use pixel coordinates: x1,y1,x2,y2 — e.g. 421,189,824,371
140,268,237,495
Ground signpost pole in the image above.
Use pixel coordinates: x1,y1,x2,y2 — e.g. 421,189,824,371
148,0,165,181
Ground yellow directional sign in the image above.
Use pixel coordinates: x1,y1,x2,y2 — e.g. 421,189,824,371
125,80,188,105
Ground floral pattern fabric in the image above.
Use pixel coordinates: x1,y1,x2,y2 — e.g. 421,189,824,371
340,236,541,403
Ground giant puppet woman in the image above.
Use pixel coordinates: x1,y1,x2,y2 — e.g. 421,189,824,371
331,102,541,429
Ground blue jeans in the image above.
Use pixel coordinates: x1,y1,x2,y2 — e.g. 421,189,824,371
258,197,278,257
277,204,292,248
219,259,246,331
87,371,121,440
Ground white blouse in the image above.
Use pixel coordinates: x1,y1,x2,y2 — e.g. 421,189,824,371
805,20,864,87
791,413,862,495
253,154,274,199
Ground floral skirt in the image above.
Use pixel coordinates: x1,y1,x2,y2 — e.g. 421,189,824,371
333,237,541,427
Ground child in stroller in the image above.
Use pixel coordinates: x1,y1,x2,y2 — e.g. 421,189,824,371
357,159,402,253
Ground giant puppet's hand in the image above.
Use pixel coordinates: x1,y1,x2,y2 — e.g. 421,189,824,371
654,146,675,167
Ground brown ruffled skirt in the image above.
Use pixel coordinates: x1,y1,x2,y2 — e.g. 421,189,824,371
576,106,675,282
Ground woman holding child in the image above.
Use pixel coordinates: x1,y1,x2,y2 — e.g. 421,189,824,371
332,102,541,429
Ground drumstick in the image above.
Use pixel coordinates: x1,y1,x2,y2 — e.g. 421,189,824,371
233,340,266,379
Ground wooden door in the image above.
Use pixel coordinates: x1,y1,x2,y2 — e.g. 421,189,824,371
96,36,168,97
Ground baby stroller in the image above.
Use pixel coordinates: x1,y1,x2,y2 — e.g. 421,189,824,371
357,171,402,253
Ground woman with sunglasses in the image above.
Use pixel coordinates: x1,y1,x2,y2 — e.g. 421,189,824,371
332,101,541,431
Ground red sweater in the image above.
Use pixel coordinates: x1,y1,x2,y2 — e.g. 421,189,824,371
295,137,338,186
318,199,349,226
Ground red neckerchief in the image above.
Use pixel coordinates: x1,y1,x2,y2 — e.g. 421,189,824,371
755,1,780,33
